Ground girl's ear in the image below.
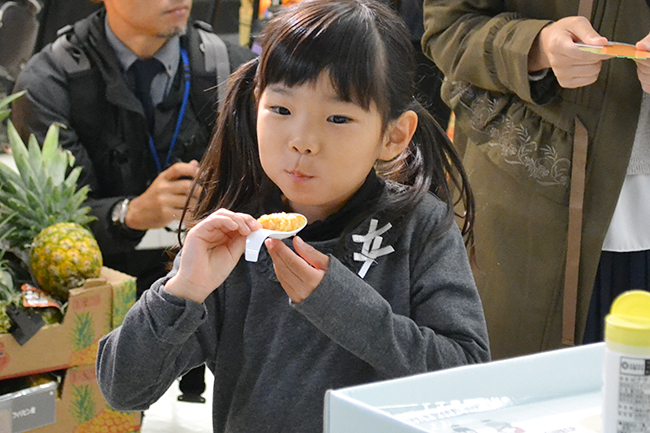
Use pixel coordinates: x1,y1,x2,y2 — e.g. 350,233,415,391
378,110,418,161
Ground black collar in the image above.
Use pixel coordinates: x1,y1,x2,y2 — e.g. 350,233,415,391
263,171,385,242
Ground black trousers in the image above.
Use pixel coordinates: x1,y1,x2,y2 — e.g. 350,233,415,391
583,249,650,343
179,364,206,395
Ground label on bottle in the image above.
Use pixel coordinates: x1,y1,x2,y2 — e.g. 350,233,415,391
602,349,650,433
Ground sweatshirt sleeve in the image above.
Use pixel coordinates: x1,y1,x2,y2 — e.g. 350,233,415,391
96,261,208,411
421,0,555,104
293,203,490,379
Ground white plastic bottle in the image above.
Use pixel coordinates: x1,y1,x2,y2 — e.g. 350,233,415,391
601,290,650,433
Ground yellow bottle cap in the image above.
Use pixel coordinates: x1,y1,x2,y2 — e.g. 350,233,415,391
605,290,650,347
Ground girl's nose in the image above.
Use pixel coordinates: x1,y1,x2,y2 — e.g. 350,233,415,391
289,124,319,155
292,142,313,154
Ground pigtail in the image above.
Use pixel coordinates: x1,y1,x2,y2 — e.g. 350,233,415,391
412,102,475,249
177,59,265,247
187,59,265,224
378,100,474,249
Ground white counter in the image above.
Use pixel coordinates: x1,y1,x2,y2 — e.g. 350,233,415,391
325,343,605,433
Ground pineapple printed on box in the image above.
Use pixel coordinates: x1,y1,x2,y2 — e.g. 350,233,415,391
110,274,136,329
72,387,139,433
31,364,141,433
67,368,140,433
69,312,99,367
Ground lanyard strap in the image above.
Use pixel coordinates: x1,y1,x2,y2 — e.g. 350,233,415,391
148,47,191,173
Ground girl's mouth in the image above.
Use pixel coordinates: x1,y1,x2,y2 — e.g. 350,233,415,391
287,171,313,182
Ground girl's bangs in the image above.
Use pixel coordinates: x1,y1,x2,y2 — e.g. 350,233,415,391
257,1,385,111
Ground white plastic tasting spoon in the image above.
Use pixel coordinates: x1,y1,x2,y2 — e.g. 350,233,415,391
245,214,308,262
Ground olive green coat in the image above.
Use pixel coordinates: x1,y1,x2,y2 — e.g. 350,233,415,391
422,0,649,358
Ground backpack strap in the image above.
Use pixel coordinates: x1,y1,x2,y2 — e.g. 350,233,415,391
53,20,231,111
50,24,91,75
195,23,230,111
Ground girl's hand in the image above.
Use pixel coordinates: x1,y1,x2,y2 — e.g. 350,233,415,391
265,236,329,303
165,209,261,303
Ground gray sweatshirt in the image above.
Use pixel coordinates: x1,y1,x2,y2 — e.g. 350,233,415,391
96,191,490,432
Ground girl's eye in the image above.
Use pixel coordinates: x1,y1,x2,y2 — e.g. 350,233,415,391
271,106,291,115
327,115,351,124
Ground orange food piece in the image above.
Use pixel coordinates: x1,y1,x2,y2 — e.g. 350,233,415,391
258,213,306,231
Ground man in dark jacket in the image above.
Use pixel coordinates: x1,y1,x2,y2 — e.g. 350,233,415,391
12,0,255,403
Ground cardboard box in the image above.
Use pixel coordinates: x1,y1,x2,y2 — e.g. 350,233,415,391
325,343,605,433
0,381,57,433
0,267,136,380
102,267,137,330
30,364,141,433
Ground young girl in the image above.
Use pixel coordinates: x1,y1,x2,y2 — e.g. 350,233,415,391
96,0,490,431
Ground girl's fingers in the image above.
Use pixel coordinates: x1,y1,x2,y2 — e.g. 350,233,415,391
203,209,259,235
266,238,328,303
292,237,329,270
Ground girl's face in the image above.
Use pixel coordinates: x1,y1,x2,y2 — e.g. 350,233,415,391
257,74,392,223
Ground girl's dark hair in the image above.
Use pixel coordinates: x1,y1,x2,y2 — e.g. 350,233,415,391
185,0,474,246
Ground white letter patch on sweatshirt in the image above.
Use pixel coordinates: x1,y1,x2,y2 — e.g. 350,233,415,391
352,219,394,278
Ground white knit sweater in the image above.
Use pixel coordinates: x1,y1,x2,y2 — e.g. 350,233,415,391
602,92,650,252
627,93,650,175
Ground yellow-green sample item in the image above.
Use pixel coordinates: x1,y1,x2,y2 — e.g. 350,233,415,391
601,290,650,433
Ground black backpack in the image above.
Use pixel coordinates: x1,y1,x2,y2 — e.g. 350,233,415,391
51,19,230,129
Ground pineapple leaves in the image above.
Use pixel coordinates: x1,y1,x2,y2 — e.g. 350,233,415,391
0,155,22,185
63,166,83,190
6,122,39,191
42,123,74,185
0,213,15,253
0,91,25,123
0,121,95,249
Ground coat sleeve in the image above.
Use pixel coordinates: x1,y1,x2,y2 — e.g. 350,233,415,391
96,258,211,410
421,0,553,104
12,46,146,254
293,202,490,379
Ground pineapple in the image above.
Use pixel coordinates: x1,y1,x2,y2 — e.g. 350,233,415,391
0,116,101,300
30,222,101,299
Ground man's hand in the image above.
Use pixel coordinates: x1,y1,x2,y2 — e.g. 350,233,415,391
636,33,650,93
529,16,610,88
265,236,329,304
124,161,201,230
